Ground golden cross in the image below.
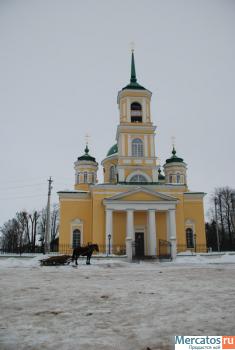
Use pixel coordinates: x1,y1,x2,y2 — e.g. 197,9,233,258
171,136,176,148
85,133,90,146
130,41,135,53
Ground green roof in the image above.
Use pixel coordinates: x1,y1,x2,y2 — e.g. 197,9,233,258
77,145,96,162
165,146,184,164
107,144,118,157
122,51,146,91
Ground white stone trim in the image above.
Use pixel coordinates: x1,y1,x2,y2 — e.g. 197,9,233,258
103,201,177,211
123,159,131,164
70,219,83,246
104,186,178,201
125,171,152,183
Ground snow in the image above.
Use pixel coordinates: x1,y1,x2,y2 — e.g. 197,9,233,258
0,256,235,350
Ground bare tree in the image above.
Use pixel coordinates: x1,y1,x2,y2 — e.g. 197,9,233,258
208,186,235,250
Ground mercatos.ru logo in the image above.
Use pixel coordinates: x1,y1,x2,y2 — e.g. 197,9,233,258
175,336,235,350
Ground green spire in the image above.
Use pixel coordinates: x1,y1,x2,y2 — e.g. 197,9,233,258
122,50,146,91
130,51,137,83
172,146,176,156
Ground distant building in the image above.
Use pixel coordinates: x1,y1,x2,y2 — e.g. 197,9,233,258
58,52,206,259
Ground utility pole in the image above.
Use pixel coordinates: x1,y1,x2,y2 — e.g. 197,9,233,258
45,177,53,254
214,197,220,252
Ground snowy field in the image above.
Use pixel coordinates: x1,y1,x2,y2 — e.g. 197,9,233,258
0,256,235,350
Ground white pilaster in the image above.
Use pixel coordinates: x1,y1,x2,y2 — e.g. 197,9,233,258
105,209,113,254
142,98,147,122
122,134,125,156
144,135,148,157
128,135,131,156
148,209,157,256
168,209,177,259
152,168,158,182
118,168,125,182
150,135,154,157
127,97,130,121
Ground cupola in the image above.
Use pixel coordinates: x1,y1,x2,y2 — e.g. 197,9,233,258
163,146,187,185
74,145,98,190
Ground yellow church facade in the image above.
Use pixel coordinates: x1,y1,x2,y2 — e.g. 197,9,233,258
58,52,207,259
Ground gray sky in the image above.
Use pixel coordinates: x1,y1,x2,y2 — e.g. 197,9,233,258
0,0,235,226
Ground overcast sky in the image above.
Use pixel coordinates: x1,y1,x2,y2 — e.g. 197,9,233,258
0,0,235,226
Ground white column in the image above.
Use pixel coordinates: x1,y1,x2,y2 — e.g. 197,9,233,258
126,237,133,262
126,209,134,260
105,209,113,255
126,209,134,240
148,209,157,256
168,209,177,259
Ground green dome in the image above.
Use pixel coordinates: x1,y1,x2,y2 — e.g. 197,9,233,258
77,145,96,162
107,144,118,157
158,168,165,180
165,146,184,164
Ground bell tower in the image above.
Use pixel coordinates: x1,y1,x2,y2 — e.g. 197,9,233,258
116,50,159,183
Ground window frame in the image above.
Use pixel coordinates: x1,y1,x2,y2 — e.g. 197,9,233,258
186,228,194,248
132,138,144,157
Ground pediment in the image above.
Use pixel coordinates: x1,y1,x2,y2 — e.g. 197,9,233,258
106,187,177,202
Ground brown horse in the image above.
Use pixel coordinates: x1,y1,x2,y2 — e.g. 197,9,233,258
72,244,99,265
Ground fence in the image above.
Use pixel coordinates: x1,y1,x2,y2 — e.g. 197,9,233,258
177,244,208,253
0,242,229,257
159,240,172,260
0,244,126,256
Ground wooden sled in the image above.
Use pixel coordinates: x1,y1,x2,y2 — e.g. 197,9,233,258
40,255,72,266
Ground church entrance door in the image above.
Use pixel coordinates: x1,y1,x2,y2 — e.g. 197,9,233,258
135,232,145,258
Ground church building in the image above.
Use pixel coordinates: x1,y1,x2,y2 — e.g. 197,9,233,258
58,51,207,259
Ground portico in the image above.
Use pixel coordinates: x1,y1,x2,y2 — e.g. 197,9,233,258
103,187,178,259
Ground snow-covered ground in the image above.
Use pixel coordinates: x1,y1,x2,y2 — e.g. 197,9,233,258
0,256,235,350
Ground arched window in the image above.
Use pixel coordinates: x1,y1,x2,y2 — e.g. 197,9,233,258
186,228,194,248
84,172,88,183
77,174,80,184
91,173,95,183
109,166,115,182
132,138,144,157
72,229,81,248
169,175,173,183
131,102,142,123
176,174,181,183
130,174,147,183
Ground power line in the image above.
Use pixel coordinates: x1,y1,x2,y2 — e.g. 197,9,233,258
0,194,46,201
0,183,46,191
